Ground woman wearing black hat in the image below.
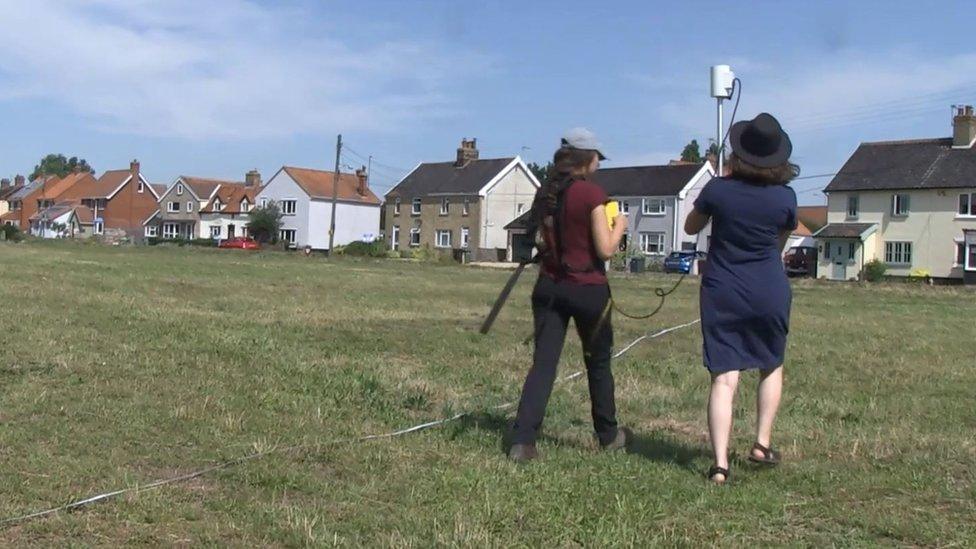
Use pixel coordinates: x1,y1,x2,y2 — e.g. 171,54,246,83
507,128,630,463
684,113,799,484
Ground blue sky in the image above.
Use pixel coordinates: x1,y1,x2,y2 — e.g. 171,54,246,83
2,1,976,204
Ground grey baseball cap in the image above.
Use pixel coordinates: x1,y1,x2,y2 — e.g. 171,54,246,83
561,127,607,160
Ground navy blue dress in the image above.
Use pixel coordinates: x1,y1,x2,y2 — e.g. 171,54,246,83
695,177,798,373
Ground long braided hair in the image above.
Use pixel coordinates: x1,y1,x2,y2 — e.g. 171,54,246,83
529,146,598,259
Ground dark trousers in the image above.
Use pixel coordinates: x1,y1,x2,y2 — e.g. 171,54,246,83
512,276,618,446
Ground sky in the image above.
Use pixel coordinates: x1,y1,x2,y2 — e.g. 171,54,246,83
3,1,976,205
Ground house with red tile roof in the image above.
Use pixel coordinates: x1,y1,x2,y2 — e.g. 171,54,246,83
144,169,263,240
29,201,94,238
55,160,160,238
198,170,263,240
0,175,26,222
1,172,90,231
255,166,381,249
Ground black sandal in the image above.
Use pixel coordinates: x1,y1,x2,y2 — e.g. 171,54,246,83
748,442,781,465
706,465,730,484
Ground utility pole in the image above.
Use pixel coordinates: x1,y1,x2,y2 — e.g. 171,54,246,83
328,134,342,253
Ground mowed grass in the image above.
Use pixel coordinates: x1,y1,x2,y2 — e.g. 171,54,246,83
0,240,974,546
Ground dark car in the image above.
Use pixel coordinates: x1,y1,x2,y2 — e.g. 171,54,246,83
784,246,817,277
663,251,701,274
217,236,261,250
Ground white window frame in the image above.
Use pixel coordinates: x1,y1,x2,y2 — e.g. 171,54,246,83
847,195,859,219
884,241,913,265
213,200,223,211
145,225,157,238
409,227,420,247
281,200,297,216
462,199,470,216
639,232,665,255
891,194,910,217
955,241,966,267
848,241,856,261
412,198,421,215
435,229,452,248
167,201,179,213
93,221,104,235
621,201,630,214
461,226,470,249
137,181,145,193
177,184,184,196
958,193,975,217
967,243,976,271
393,198,401,215
391,225,400,250
240,200,250,213
260,197,268,208
162,222,178,239
210,226,221,239
642,198,666,216
440,198,450,215
186,201,193,213
279,228,296,245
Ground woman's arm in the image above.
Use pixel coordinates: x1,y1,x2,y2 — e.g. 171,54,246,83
684,208,710,235
778,229,791,252
591,205,627,260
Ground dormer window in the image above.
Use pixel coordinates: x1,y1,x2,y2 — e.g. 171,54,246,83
240,199,250,212
177,184,184,195
213,199,223,211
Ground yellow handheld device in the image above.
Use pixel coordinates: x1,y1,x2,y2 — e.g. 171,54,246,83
604,200,620,229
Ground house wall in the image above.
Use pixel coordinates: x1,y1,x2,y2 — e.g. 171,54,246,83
307,200,382,249
256,171,310,247
384,196,482,253
102,176,160,238
199,212,252,239
12,190,41,230
675,168,715,253
30,211,79,238
613,196,677,256
824,189,976,279
480,165,537,250
155,180,206,237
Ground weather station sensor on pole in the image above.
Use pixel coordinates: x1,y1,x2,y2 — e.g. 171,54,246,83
710,64,735,175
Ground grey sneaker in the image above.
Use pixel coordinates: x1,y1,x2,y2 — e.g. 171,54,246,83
600,427,632,451
508,443,539,463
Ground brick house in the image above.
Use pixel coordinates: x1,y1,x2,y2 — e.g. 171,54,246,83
55,160,161,239
383,139,540,261
1,173,90,231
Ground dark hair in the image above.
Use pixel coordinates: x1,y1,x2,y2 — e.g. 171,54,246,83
532,147,597,224
728,153,800,186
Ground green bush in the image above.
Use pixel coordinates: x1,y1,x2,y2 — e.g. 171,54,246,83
1,224,24,242
338,240,386,257
864,259,887,282
146,237,216,247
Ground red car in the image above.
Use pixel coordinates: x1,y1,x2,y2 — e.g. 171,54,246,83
217,237,261,250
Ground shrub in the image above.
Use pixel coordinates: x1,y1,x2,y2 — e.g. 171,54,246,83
1,224,24,242
338,240,386,257
247,203,283,244
864,259,887,282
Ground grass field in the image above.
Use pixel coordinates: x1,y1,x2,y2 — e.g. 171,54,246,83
1,240,974,546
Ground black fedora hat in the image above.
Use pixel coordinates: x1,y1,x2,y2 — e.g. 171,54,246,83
728,113,792,168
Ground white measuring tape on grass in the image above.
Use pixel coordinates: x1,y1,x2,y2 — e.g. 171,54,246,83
0,318,700,527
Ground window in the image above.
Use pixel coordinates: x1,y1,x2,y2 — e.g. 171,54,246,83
11,200,21,211
279,229,296,245
177,184,184,196
884,241,913,265
281,200,297,215
137,181,144,193
409,228,421,247
186,201,193,213
621,201,629,214
969,244,976,270
642,198,666,215
848,242,856,260
959,193,975,217
393,198,401,215
260,198,269,208
162,222,178,239
847,195,859,218
639,232,665,255
94,221,104,235
440,198,450,215
461,227,470,248
517,203,525,215
240,200,250,213
144,225,157,237
167,201,179,213
213,199,223,211
210,226,221,239
891,194,910,216
436,229,452,248
462,199,470,216
619,233,629,252
956,242,966,266
391,225,400,250
822,243,831,260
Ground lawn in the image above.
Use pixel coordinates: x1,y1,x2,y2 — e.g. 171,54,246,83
1,240,974,546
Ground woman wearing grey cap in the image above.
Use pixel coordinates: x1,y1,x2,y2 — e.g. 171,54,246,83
508,128,630,463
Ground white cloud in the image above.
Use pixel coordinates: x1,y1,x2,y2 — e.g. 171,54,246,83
0,0,482,139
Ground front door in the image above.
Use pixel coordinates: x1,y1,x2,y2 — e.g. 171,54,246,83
832,242,846,280
228,224,236,238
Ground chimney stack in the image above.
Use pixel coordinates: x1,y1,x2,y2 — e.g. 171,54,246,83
245,169,262,187
355,166,368,195
1,178,9,190
455,138,479,167
14,174,25,187
952,105,976,148
130,159,141,183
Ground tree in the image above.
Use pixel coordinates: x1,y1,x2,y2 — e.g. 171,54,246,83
680,140,702,163
706,141,722,159
247,203,283,243
527,162,552,183
31,154,94,181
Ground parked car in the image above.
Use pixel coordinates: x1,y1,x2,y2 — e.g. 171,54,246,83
217,237,261,250
784,246,817,277
663,251,701,274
